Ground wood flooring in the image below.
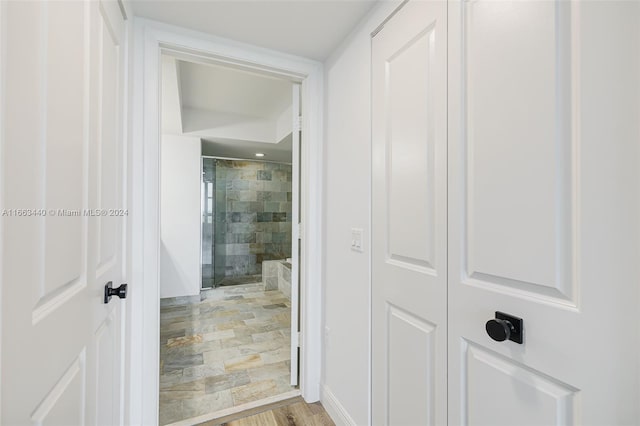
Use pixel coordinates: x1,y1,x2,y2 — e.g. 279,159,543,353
199,396,335,426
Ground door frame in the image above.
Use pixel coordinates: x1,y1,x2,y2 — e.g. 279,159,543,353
128,18,324,425
0,0,5,421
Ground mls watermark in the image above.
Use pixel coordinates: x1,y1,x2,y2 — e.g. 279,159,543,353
2,209,128,217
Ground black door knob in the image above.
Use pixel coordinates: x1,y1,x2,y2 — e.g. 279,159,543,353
486,319,515,342
104,281,128,304
485,312,524,344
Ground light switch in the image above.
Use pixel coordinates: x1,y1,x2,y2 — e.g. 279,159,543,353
351,228,364,252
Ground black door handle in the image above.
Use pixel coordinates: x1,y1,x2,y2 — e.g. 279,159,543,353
486,311,523,344
104,281,128,304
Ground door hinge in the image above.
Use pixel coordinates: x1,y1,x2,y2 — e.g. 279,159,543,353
297,222,303,240
292,331,302,348
295,116,303,132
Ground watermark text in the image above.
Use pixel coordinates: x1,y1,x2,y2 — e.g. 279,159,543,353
2,209,128,217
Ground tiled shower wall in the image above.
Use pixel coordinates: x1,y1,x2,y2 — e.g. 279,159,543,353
213,159,292,286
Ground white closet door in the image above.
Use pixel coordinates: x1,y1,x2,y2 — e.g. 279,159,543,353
448,0,640,424
1,0,128,424
372,1,448,424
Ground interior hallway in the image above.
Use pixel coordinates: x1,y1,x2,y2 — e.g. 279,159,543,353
159,283,294,425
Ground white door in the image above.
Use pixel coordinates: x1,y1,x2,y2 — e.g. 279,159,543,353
372,1,448,424
1,0,128,424
448,0,640,424
290,83,301,386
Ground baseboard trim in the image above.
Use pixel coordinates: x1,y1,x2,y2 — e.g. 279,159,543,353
321,385,357,426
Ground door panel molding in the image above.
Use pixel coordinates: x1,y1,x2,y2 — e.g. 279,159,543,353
30,349,87,425
94,311,116,425
459,0,580,308
385,21,437,273
461,340,579,426
32,278,86,325
36,0,89,320
387,304,436,426
96,0,122,272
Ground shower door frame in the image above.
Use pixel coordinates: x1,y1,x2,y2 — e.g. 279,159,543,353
200,156,215,290
129,18,324,425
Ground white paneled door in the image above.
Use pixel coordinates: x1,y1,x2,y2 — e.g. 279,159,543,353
374,0,639,425
372,1,448,425
2,0,128,424
448,0,639,424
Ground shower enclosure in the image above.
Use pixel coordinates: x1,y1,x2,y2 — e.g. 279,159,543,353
201,157,293,289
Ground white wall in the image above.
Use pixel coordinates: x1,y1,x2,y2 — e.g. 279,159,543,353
160,134,202,298
161,55,183,134
321,2,401,424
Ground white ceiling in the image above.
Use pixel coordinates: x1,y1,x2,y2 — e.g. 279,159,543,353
179,61,292,119
132,0,378,61
162,55,295,161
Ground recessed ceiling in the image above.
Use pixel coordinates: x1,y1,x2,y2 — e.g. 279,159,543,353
162,55,295,161
132,0,378,61
179,61,292,119
202,135,293,164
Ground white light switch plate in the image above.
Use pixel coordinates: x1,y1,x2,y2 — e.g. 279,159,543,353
351,228,364,252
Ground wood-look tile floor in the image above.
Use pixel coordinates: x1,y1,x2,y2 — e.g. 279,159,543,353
200,396,334,426
160,283,294,425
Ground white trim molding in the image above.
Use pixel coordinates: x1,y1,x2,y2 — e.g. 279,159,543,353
128,18,324,426
321,385,357,426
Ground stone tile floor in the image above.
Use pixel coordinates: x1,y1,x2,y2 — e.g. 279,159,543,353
159,283,293,425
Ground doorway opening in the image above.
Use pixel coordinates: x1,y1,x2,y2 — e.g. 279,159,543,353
131,20,323,424
158,53,301,425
